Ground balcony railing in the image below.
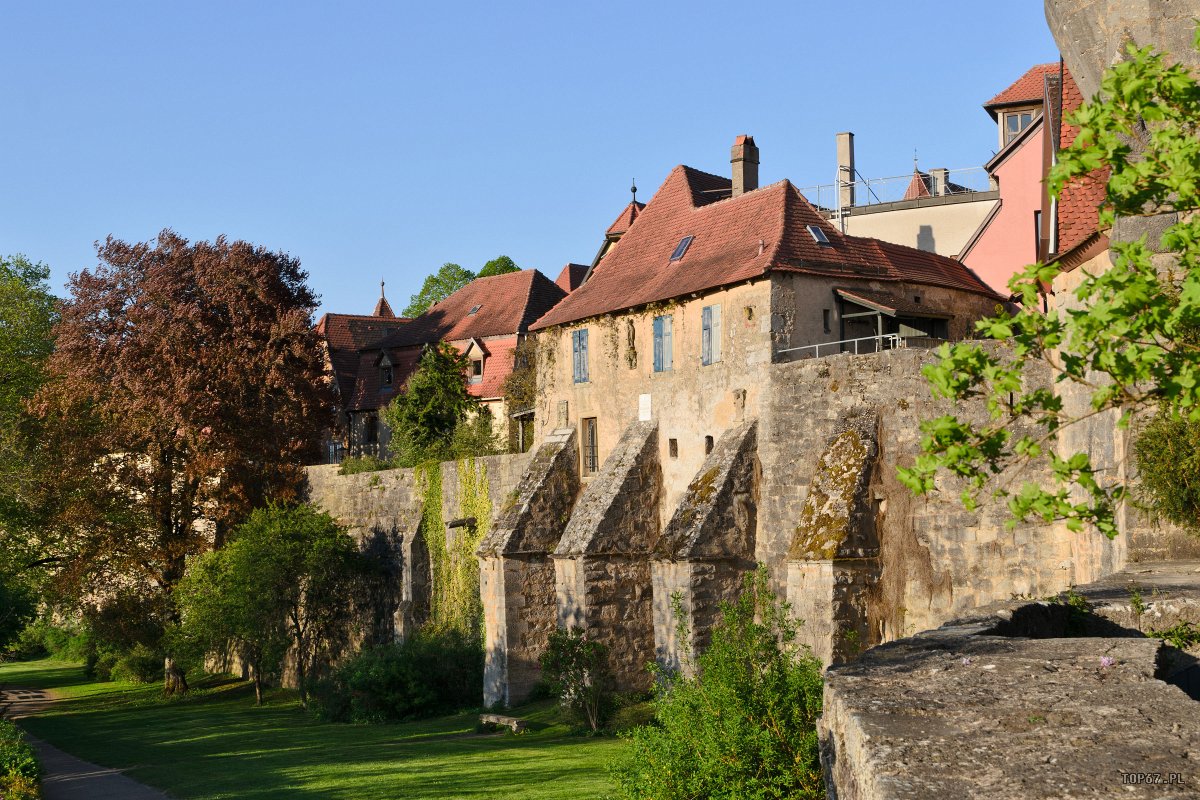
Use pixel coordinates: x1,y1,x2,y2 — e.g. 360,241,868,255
798,167,994,212
776,333,948,360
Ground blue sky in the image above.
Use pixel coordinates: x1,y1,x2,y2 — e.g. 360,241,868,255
0,1,1059,316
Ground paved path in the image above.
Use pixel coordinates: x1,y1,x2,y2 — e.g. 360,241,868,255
1,687,173,800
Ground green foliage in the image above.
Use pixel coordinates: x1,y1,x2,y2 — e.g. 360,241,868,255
0,578,37,654
0,772,40,800
477,255,520,278
611,568,825,800
337,454,394,475
309,629,484,723
502,336,538,451
1148,620,1200,650
1129,585,1147,617
0,719,41,786
898,31,1200,539
402,262,475,317
540,627,614,732
383,343,478,452
175,504,369,706
1133,410,1200,531
418,458,492,635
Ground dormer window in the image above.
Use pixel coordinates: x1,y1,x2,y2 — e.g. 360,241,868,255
1001,108,1038,146
669,236,693,262
379,353,394,388
469,357,483,384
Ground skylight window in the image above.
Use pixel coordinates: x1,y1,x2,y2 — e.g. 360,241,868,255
670,236,694,262
468,304,482,315
806,225,831,246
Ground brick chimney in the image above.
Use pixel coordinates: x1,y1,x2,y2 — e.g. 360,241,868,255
731,135,759,196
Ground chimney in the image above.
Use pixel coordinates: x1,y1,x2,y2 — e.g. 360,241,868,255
929,168,949,196
836,132,855,209
731,135,759,196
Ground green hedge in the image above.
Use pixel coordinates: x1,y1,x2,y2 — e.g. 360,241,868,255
0,719,41,798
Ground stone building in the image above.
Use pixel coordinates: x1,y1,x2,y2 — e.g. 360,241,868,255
527,135,1002,521
347,268,570,456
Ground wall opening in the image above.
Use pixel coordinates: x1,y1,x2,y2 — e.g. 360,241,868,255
704,435,714,454
668,438,679,458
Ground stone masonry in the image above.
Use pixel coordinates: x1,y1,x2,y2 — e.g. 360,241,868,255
652,420,759,673
477,427,581,707
553,420,661,691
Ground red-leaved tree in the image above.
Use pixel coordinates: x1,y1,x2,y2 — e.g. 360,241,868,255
34,230,332,692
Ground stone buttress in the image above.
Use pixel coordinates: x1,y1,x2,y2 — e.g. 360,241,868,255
652,420,759,674
787,409,880,666
477,428,580,707
553,420,661,691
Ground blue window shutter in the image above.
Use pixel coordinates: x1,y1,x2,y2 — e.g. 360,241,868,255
701,306,712,366
580,330,589,381
653,317,663,372
664,316,673,370
711,304,721,363
572,330,581,382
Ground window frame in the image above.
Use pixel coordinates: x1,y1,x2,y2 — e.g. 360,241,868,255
701,304,721,366
581,417,599,475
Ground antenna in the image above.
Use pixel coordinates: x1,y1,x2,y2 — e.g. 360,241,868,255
913,148,919,170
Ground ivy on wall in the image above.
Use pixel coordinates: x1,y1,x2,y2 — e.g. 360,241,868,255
417,457,491,638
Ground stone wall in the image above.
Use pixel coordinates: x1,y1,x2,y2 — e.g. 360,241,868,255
304,450,532,641
760,346,1124,659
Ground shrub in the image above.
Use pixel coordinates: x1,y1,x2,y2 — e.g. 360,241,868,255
610,568,825,800
0,720,41,783
310,628,483,723
0,772,40,800
539,627,614,732
338,455,393,475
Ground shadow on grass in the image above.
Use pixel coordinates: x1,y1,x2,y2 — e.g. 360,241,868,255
1,660,622,800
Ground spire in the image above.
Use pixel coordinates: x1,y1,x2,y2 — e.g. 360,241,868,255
373,279,395,318
631,178,637,205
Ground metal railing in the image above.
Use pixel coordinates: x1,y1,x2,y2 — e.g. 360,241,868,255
777,333,903,360
798,167,994,211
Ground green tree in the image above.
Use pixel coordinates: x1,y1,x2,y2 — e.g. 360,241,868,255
476,255,520,278
611,568,824,799
0,255,57,646
539,627,613,732
175,504,367,707
382,343,477,454
898,32,1200,538
402,262,475,317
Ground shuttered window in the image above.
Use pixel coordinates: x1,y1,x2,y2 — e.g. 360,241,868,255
701,304,721,365
572,329,589,383
653,315,673,372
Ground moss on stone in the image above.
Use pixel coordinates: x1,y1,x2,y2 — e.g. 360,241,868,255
789,429,868,561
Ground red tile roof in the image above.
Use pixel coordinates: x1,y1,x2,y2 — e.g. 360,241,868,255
606,201,646,237
377,269,566,349
554,263,588,293
530,165,998,330
903,171,932,200
315,312,410,400
373,294,395,318
1055,68,1109,256
349,269,568,411
984,63,1059,115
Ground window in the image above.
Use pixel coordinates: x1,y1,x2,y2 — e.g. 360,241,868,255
806,224,831,246
1004,110,1035,145
670,236,693,262
468,304,482,315
380,353,394,387
704,435,714,455
582,417,598,475
668,438,679,458
364,415,379,445
701,304,722,365
653,315,673,372
469,358,483,384
823,308,831,334
572,329,589,383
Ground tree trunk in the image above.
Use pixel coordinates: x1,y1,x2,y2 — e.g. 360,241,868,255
163,655,189,695
252,662,263,706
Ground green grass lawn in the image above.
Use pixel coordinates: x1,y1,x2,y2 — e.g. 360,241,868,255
0,659,626,800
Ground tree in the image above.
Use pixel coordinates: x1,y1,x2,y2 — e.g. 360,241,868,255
0,255,58,648
175,504,367,706
611,568,825,799
381,343,476,454
34,230,332,692
898,32,1200,538
477,255,520,278
539,627,613,732
402,262,475,317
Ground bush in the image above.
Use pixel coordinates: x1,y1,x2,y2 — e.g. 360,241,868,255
0,772,40,800
539,627,614,732
0,720,41,784
610,568,825,800
310,628,483,723
338,454,393,475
